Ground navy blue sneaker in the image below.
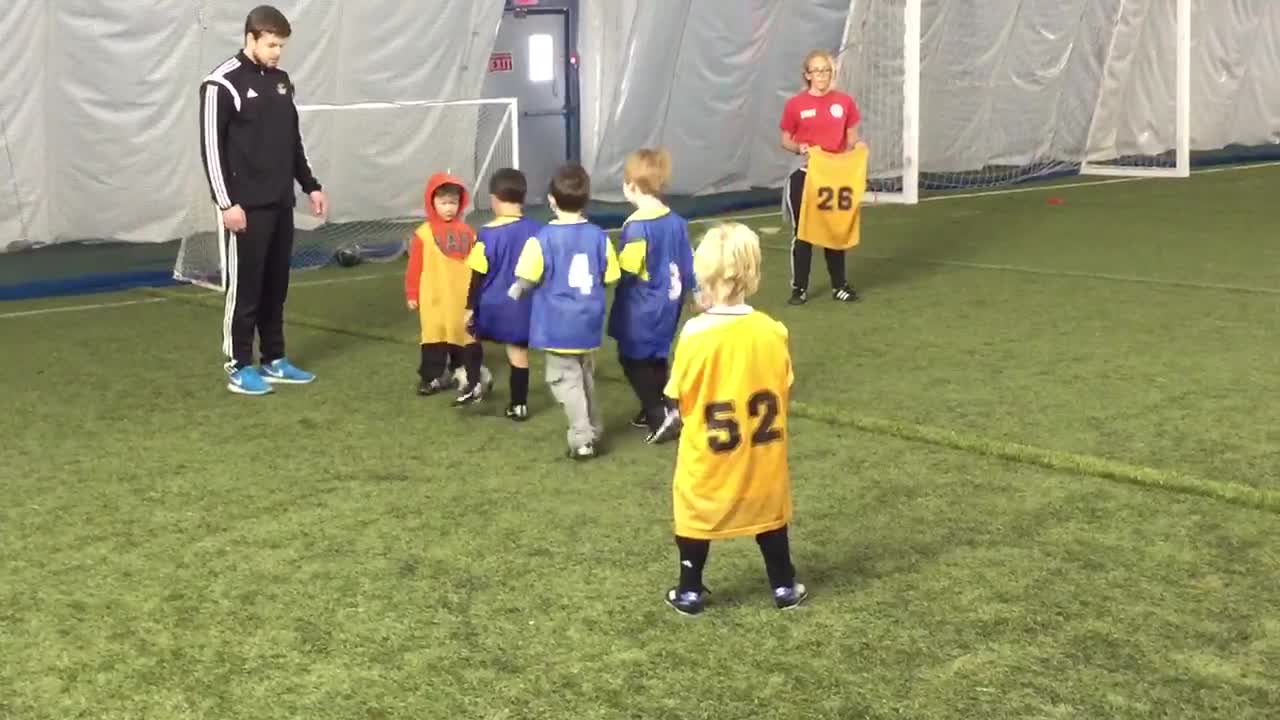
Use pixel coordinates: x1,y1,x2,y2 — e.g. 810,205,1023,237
227,366,272,396
773,583,809,609
665,587,708,616
261,358,315,384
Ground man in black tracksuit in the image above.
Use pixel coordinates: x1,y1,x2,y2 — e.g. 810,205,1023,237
199,5,328,396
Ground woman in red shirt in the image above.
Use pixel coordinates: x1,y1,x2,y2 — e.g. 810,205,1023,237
779,49,865,305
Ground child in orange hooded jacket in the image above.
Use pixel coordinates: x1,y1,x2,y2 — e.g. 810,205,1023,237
406,172,487,404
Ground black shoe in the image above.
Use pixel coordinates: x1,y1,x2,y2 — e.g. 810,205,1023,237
505,403,529,421
417,377,448,396
832,285,859,303
630,409,648,429
452,382,484,407
788,288,808,305
644,410,682,445
773,583,809,609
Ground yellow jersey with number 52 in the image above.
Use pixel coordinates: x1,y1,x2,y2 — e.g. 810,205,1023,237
663,307,794,540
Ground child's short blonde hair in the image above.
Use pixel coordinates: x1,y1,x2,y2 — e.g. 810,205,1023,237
623,147,672,196
693,222,762,307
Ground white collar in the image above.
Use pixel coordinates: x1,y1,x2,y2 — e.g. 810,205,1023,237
704,304,753,315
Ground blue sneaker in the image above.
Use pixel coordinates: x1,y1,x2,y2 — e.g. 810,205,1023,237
261,358,315,385
773,583,809,610
665,586,710,616
227,366,272,395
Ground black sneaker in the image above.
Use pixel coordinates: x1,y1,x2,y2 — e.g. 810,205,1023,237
452,382,484,407
832,285,859,303
788,288,808,305
417,377,448,396
773,583,809,609
505,403,529,421
644,410,682,445
630,409,648,429
665,587,707,616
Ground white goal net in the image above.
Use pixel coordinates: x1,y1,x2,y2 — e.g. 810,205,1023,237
835,0,1190,204
1081,0,1191,178
174,97,519,291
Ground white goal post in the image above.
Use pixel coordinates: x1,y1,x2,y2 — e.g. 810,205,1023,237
1080,0,1192,178
174,96,520,291
835,0,1191,205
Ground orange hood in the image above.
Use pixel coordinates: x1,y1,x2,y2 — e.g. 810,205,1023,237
424,172,470,221
423,172,474,260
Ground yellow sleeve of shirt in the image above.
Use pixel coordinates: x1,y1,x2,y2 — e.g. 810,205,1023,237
604,242,621,285
618,239,648,279
466,241,488,274
664,331,693,400
514,237,544,284
775,319,794,388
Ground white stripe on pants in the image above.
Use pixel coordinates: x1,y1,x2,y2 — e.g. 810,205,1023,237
782,167,806,289
220,210,239,368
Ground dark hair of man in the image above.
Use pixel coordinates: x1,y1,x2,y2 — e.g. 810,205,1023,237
245,5,292,38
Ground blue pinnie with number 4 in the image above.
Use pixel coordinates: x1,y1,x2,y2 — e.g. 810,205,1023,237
514,218,621,353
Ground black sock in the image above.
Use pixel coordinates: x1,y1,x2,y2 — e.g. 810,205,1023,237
619,356,644,407
509,365,529,405
643,359,670,430
756,526,795,590
463,342,483,387
418,343,446,382
825,249,849,289
675,535,711,594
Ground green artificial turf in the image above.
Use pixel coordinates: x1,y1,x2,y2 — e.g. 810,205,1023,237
3,166,1279,719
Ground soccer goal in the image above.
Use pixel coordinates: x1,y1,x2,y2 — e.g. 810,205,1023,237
835,0,1191,205
1080,0,1192,178
174,96,519,291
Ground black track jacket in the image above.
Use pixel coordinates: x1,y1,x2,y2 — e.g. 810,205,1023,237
198,51,322,211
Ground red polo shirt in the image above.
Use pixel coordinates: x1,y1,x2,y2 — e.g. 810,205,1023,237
779,89,861,153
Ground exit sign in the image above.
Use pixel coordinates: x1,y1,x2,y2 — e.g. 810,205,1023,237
489,52,514,73
513,0,539,5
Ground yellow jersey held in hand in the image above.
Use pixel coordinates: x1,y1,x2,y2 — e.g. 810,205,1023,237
664,307,794,540
798,145,868,251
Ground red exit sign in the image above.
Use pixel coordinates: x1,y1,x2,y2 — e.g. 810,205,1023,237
489,52,514,73
513,0,539,6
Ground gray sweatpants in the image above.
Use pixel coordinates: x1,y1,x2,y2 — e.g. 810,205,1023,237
546,351,603,449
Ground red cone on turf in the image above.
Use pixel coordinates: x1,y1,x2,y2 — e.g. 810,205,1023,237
1047,197,1065,206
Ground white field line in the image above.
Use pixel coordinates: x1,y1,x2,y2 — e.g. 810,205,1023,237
0,271,395,319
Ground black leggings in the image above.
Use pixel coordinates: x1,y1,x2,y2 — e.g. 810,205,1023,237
619,356,670,431
785,167,848,291
419,342,482,385
674,526,796,593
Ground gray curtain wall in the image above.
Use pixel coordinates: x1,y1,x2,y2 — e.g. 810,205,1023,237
1,0,1277,250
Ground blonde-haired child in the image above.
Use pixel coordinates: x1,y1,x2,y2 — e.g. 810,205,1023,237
660,222,807,615
608,147,694,444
